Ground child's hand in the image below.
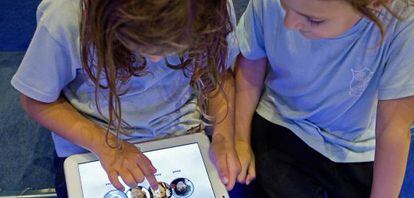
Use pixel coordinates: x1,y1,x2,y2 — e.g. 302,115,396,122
235,140,256,185
94,139,159,192
209,133,241,191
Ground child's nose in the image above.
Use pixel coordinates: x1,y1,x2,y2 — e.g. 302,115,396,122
283,11,305,30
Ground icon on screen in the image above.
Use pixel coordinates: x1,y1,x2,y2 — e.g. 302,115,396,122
149,182,172,198
126,186,151,198
104,189,128,198
170,178,194,198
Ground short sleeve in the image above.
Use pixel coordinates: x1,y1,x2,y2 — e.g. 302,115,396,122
236,0,266,60
225,0,240,69
11,24,77,103
378,21,414,100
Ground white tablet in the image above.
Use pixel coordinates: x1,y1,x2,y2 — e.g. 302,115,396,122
64,133,229,198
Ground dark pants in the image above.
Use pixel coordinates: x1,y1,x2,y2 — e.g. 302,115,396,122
251,113,373,198
54,153,68,198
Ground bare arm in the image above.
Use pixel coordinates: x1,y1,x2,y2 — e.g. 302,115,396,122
371,96,414,198
20,94,159,191
20,94,107,150
208,70,241,191
234,55,267,184
209,70,236,151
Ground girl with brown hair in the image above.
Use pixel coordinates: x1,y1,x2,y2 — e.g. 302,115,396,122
11,0,241,196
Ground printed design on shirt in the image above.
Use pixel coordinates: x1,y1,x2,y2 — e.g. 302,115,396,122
349,67,374,97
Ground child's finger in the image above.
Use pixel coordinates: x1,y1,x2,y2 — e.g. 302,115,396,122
118,168,137,188
246,158,256,185
136,154,159,190
216,155,230,186
128,164,145,184
226,154,241,191
107,170,125,191
237,158,249,183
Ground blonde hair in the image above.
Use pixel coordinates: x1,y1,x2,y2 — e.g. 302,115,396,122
346,0,413,42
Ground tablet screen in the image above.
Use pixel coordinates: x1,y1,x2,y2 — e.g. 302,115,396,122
78,143,216,198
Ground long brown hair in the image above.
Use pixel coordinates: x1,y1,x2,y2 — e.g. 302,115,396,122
79,0,233,148
345,0,413,42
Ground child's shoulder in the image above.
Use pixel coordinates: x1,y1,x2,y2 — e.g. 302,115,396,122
251,0,282,11
386,1,414,33
391,0,414,19
246,0,283,22
36,0,81,42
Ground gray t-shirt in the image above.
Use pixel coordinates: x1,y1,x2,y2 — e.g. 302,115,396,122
11,0,239,157
237,0,414,162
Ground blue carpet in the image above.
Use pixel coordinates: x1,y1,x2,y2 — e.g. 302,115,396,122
0,52,55,191
0,0,41,51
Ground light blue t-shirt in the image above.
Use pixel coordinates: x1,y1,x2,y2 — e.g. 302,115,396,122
237,0,414,162
11,0,239,157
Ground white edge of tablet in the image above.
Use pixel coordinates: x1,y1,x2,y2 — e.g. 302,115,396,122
64,151,96,198
63,133,229,198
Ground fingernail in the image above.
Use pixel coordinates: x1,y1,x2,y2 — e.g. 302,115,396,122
222,177,229,184
246,180,250,185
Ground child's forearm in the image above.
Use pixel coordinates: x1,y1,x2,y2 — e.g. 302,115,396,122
234,55,267,142
20,94,160,190
371,128,411,198
208,70,235,142
20,94,112,154
207,70,241,190
371,97,414,198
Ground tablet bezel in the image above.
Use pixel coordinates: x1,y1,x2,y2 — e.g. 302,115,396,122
64,132,229,198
